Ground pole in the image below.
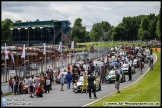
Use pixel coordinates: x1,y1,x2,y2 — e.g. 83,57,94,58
5,51,7,83
54,26,55,45
24,45,26,76
28,27,30,76
85,29,86,51
45,53,47,72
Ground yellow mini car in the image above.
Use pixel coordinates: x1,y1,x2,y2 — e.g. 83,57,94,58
73,76,101,93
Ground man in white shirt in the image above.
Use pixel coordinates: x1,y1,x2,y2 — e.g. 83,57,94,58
28,75,34,98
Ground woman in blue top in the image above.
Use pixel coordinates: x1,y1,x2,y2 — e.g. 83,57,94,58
60,73,65,91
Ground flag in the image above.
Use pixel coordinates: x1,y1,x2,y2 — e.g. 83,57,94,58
10,51,15,65
21,44,25,58
58,42,62,52
5,43,9,59
43,43,46,55
71,41,74,50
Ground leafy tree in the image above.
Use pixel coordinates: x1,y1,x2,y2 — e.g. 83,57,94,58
140,30,151,40
149,19,157,39
112,24,127,41
140,17,149,31
15,20,22,23
1,18,13,45
72,18,86,42
156,8,161,39
35,19,39,21
138,16,151,40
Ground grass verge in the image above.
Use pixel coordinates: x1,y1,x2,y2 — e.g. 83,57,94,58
87,50,161,107
1,92,14,97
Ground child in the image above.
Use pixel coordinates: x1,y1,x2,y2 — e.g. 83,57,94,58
46,78,50,93
36,83,44,98
60,73,65,91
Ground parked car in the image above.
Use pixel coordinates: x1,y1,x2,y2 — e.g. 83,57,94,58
121,64,129,74
73,76,101,93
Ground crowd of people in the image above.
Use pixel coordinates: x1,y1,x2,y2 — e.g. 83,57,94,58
8,44,154,98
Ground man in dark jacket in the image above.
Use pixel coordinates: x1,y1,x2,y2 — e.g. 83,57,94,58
88,73,97,99
66,71,72,89
128,64,132,81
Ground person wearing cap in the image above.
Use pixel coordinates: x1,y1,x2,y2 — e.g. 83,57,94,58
87,73,97,99
115,70,121,93
81,71,88,94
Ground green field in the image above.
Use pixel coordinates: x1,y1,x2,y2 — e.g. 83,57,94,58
86,50,161,107
73,41,154,51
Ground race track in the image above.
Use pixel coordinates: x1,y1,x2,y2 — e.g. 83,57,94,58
2,53,157,107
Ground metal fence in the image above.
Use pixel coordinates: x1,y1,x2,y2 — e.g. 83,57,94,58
1,47,109,83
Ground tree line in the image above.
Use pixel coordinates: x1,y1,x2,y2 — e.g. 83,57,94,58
1,8,161,45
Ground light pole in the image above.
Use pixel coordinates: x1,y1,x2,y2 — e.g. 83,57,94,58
84,28,86,51
53,25,55,45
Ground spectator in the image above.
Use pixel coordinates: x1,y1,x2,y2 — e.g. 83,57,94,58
49,70,53,90
87,73,97,99
14,76,19,95
60,73,65,91
9,76,13,92
67,64,71,72
54,70,59,84
81,71,88,94
115,70,121,93
28,75,34,98
149,58,154,70
36,83,44,98
87,67,92,75
46,78,50,93
43,73,47,93
34,75,40,95
95,64,100,77
140,61,144,74
66,71,72,89
128,64,132,81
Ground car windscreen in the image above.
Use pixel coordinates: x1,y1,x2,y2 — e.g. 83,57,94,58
123,64,129,68
109,70,115,75
78,76,84,82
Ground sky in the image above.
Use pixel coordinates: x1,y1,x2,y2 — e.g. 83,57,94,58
1,1,161,31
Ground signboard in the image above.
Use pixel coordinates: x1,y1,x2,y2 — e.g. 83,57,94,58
9,70,16,77
97,61,104,67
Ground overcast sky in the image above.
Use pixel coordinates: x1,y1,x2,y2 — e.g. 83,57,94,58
2,1,160,31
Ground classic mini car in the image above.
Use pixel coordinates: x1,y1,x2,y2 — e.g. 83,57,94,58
121,63,136,74
106,69,125,83
133,59,138,68
73,76,101,93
